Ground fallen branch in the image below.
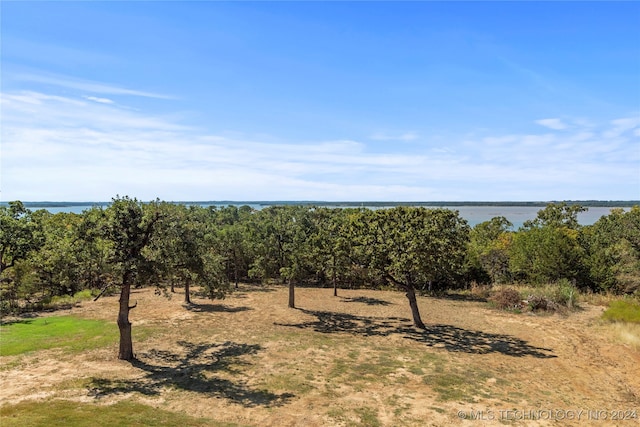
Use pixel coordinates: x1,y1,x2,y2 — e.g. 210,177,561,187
93,284,113,302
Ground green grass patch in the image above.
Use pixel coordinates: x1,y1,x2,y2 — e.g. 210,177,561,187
0,399,236,427
0,316,117,356
602,300,640,323
259,373,315,394
353,406,382,427
326,406,382,427
329,346,442,384
386,394,412,417
423,365,503,402
326,407,349,423
329,356,401,383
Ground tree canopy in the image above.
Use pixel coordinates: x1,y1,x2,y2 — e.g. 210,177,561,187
1,199,639,359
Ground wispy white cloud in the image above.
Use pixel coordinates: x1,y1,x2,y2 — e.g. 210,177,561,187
85,96,115,104
2,92,188,132
602,116,640,138
1,89,638,201
13,72,173,99
535,118,568,130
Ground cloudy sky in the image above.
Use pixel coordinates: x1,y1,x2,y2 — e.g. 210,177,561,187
1,2,639,202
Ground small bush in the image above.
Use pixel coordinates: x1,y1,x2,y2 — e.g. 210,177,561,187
489,288,523,310
0,299,12,317
510,281,580,313
469,282,492,299
525,295,554,312
73,289,95,300
554,279,578,309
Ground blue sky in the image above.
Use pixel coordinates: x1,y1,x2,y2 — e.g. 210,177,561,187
2,1,639,201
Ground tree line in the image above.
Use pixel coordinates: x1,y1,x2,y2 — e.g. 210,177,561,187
1,197,638,359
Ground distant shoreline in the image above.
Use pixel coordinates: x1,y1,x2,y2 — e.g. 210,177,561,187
3,200,639,209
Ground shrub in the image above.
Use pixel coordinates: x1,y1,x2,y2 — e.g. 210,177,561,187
554,279,578,309
0,299,11,317
73,289,95,300
525,295,554,311
469,282,492,300
510,280,580,313
489,288,523,310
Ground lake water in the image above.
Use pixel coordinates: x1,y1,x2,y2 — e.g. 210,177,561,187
20,202,631,230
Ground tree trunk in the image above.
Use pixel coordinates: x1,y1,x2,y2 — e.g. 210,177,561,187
184,278,191,304
405,285,426,329
332,255,338,297
117,274,135,361
332,272,337,297
385,272,426,330
288,279,295,308
234,262,239,289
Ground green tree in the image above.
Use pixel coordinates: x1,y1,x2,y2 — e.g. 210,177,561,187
522,202,587,229
585,206,640,293
0,202,45,312
213,205,254,288
98,196,163,361
248,206,318,308
0,201,44,274
247,206,288,283
276,206,317,308
510,203,587,285
76,207,114,297
467,217,513,284
22,209,110,305
152,204,229,304
354,207,470,329
308,208,352,296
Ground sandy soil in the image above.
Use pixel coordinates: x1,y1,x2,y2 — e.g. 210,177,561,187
1,285,638,426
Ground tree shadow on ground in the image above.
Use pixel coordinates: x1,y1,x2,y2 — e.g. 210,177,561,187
340,296,393,306
0,316,35,326
399,324,555,357
277,309,555,359
184,303,252,313
87,341,293,407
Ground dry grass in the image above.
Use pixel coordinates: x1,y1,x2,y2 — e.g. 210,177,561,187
603,322,640,350
579,291,627,307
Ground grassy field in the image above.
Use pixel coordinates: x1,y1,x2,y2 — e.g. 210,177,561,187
0,285,638,426
0,316,117,357
0,400,230,427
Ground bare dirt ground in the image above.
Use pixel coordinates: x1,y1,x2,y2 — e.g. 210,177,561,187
1,284,639,426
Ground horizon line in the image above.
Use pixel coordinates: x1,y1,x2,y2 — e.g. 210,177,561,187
4,200,639,207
